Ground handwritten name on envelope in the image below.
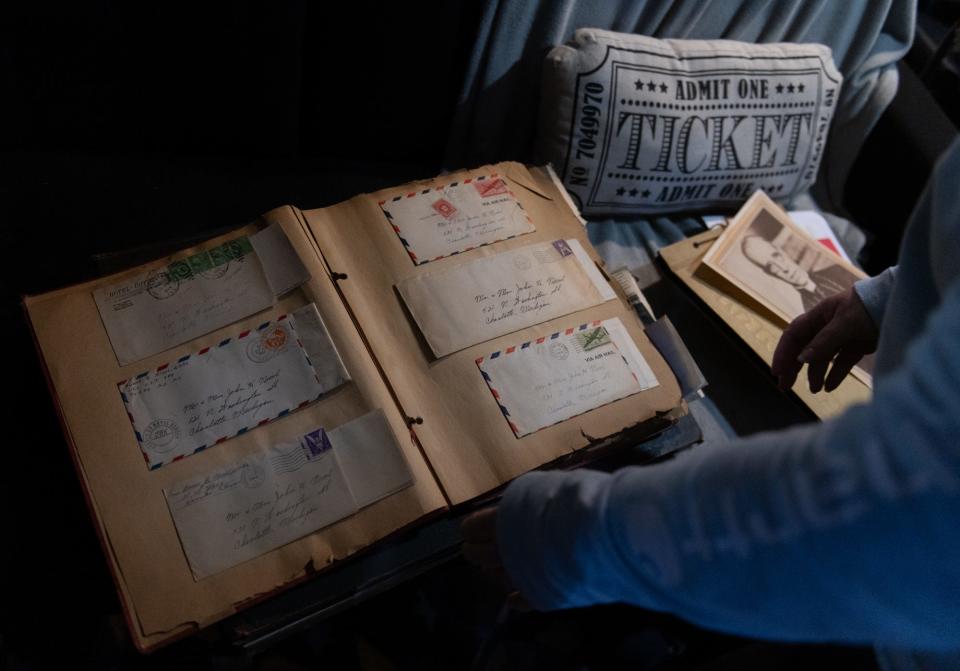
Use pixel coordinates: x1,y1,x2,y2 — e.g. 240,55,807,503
119,304,344,469
379,174,535,265
397,239,616,357
476,318,658,437
94,225,309,366
165,409,412,579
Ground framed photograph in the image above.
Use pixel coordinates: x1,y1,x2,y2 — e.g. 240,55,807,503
701,190,873,386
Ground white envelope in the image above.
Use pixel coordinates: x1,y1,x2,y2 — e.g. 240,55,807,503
476,317,658,437
165,409,412,579
380,174,535,264
397,239,616,357
119,304,343,469
94,225,309,365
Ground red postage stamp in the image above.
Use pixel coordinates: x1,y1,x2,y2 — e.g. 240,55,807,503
474,178,508,198
263,326,288,350
431,198,459,219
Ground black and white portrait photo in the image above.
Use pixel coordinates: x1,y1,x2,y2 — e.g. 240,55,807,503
703,191,865,323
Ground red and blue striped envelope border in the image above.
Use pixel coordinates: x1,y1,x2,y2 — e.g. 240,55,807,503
378,173,534,266
117,314,325,470
475,320,641,438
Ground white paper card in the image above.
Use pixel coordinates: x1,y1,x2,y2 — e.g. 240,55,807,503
397,239,616,357
290,303,350,391
119,309,334,469
380,174,535,265
249,223,312,294
165,408,412,579
332,407,412,508
476,318,658,437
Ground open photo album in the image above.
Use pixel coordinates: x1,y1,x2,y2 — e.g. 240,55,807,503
25,163,685,651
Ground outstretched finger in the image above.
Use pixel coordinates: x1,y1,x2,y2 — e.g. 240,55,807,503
824,345,866,392
807,358,830,394
773,304,833,380
799,316,853,368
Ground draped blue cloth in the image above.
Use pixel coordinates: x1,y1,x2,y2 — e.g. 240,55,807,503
445,0,915,269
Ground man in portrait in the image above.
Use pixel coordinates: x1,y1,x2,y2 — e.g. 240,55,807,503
739,209,858,315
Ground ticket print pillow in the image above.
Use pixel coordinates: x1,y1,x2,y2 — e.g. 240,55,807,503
536,29,842,216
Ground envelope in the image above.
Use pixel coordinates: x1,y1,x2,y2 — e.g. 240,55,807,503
164,408,412,579
476,317,658,437
379,174,535,265
118,303,345,469
94,224,309,365
397,239,616,357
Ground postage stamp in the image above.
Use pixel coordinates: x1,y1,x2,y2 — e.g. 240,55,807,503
431,198,459,220
246,324,290,363
552,239,574,257
301,428,333,461
474,178,508,198
575,326,610,352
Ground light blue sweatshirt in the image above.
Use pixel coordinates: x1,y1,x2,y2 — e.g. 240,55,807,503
498,138,960,666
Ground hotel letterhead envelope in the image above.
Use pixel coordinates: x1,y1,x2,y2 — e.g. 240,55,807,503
476,318,658,437
380,174,535,265
164,409,412,579
94,225,310,366
119,303,345,469
397,239,616,357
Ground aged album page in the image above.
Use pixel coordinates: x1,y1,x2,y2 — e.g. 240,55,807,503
303,163,682,505
25,207,446,651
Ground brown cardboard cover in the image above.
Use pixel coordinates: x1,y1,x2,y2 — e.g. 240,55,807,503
659,229,870,419
24,207,446,651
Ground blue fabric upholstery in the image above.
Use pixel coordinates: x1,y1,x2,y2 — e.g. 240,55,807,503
445,0,915,270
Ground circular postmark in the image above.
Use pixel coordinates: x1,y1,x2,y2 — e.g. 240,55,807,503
246,324,290,363
146,269,180,300
143,418,181,453
548,341,570,361
513,254,532,271
241,461,266,489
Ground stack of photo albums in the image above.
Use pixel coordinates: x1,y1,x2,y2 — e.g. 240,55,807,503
660,190,873,420
25,163,687,651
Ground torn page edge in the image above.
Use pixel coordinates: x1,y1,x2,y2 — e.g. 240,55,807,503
545,163,587,226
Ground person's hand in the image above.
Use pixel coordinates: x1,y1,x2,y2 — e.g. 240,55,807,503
461,507,508,586
461,507,530,610
772,287,879,393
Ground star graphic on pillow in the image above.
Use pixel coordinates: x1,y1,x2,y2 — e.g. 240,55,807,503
647,80,657,92
776,83,784,94
641,189,651,198
629,188,638,197
616,187,626,196
787,83,795,93
635,79,644,90
797,83,805,93
659,82,668,93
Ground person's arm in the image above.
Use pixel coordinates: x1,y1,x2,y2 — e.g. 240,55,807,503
497,280,960,650
854,266,898,328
